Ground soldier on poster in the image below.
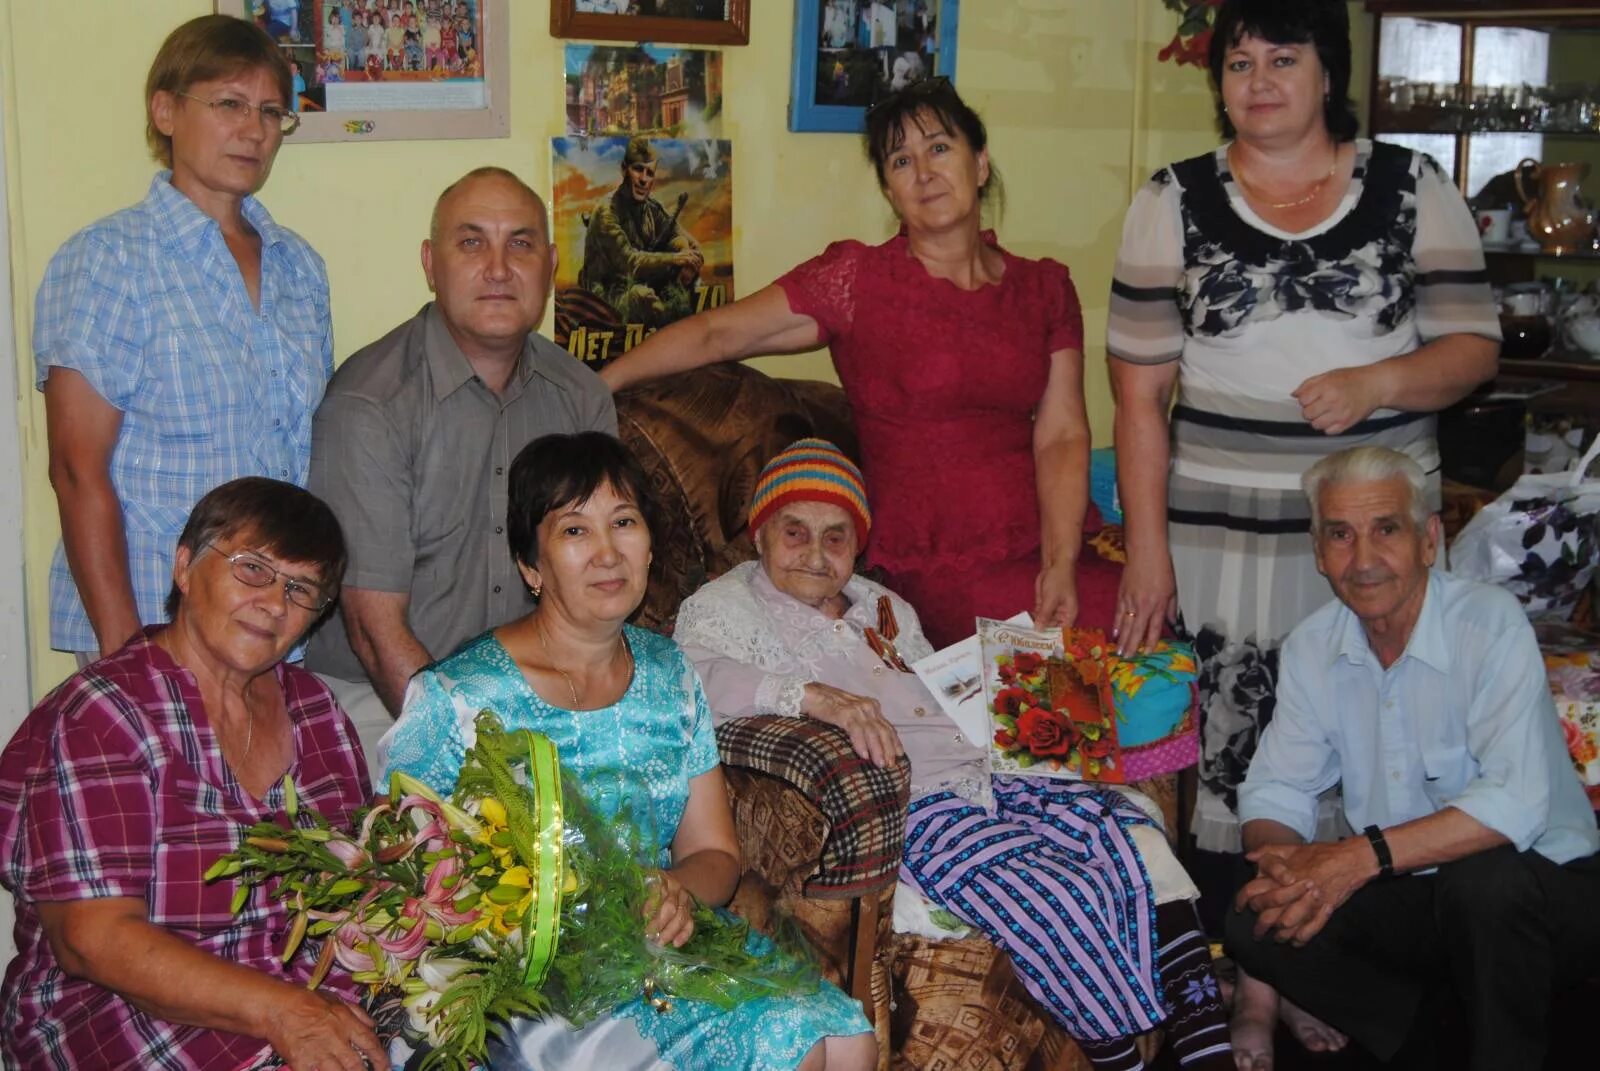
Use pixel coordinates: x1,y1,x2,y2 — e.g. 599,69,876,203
579,136,703,329
552,135,734,368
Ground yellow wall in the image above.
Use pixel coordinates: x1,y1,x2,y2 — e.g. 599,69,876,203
1,1,1367,696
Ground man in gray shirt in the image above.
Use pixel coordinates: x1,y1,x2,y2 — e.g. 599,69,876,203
307,166,616,774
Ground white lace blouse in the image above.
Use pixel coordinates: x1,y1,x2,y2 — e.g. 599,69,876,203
675,562,990,803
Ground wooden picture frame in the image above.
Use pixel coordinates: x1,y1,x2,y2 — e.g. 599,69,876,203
550,1,751,46
790,0,960,134
217,0,509,144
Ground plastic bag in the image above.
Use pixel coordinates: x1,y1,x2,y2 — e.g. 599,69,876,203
1449,432,1600,621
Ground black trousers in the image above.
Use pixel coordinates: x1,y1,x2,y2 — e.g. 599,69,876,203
1224,845,1600,1070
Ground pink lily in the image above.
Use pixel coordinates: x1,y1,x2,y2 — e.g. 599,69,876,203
373,898,430,961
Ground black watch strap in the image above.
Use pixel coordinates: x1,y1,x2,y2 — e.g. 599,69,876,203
1363,825,1395,878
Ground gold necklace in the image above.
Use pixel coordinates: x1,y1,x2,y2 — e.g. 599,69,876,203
224,705,255,764
536,620,632,710
1231,147,1339,210
157,629,255,762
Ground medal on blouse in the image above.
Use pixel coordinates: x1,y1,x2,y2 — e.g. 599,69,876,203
864,595,914,673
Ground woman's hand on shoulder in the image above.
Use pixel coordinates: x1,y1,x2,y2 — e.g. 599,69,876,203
1292,365,1386,435
1115,551,1177,658
1033,559,1079,633
262,986,388,1071
801,683,904,768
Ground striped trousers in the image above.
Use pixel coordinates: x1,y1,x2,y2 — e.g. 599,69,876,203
900,777,1165,1042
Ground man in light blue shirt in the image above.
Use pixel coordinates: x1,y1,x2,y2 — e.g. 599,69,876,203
1226,446,1600,1071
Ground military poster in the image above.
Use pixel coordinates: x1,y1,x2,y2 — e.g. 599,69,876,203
551,136,735,368
564,45,723,139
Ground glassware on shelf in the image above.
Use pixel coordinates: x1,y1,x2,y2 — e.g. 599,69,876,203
1497,281,1557,360
1378,79,1600,136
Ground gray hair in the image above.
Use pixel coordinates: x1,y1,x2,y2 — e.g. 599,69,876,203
1302,446,1431,531
429,166,549,244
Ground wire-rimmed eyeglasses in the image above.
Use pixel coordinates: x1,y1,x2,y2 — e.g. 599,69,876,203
177,91,301,136
206,543,332,612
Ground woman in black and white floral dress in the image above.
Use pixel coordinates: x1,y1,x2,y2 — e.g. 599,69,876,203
1106,0,1500,855
1106,3,1500,1065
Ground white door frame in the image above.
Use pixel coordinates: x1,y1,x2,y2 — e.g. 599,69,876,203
0,76,32,985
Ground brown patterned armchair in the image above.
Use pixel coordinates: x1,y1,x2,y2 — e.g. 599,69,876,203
616,364,1177,1071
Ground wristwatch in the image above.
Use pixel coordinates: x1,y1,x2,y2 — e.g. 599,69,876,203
1363,825,1395,879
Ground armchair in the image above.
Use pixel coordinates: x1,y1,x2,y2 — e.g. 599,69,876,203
616,364,1181,1071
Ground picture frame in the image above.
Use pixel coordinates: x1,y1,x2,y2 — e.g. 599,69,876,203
217,1,509,144
790,0,959,133
550,1,751,47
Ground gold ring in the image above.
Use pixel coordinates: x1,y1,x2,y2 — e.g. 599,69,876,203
1124,610,1136,618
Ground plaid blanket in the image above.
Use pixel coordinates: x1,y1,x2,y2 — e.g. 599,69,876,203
716,715,909,899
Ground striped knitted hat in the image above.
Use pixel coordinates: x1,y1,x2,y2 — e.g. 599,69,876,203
748,438,871,545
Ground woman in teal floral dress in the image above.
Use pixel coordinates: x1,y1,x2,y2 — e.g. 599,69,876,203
380,431,875,1071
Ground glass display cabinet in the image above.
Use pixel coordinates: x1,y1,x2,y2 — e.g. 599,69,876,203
1367,1,1600,383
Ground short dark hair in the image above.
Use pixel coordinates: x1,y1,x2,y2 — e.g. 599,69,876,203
1208,0,1359,142
506,433,658,573
863,78,1005,215
146,16,293,168
166,478,347,618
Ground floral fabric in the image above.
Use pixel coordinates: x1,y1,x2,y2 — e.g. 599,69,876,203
379,627,871,1069
1107,141,1498,850
1538,622,1600,804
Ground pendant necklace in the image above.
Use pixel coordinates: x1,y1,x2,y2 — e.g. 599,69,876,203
537,619,633,710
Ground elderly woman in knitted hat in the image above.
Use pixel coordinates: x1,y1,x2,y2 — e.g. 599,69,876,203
676,440,1234,1071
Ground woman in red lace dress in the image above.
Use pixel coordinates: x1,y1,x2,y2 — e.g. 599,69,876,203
601,79,1095,649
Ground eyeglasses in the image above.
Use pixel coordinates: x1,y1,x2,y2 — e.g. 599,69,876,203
206,543,332,612
177,92,301,136
866,75,953,119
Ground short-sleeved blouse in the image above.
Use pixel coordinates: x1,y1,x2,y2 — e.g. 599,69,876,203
33,173,332,652
1106,140,1500,493
777,232,1084,645
0,632,371,1070
382,626,719,864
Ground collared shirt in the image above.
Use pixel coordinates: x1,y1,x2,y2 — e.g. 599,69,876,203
305,303,616,683
1239,570,1598,865
676,561,989,802
0,631,371,1070
33,172,332,653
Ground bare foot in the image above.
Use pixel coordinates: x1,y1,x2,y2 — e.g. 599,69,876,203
1229,969,1278,1071
1280,998,1348,1054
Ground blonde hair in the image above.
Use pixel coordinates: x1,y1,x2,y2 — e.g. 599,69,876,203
1302,446,1430,531
145,16,291,168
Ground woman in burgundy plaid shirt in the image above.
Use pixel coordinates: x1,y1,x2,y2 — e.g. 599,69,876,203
0,479,383,1071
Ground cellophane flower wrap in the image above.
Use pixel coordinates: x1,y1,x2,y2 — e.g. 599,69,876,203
207,711,818,1070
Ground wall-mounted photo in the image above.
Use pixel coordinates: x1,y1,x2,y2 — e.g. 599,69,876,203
565,45,724,139
551,0,750,46
550,136,735,369
221,0,509,142
790,0,958,133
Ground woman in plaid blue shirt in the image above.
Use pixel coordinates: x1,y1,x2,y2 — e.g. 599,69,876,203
35,14,332,662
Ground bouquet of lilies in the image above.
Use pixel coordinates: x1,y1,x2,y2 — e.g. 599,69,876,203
208,712,816,1071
